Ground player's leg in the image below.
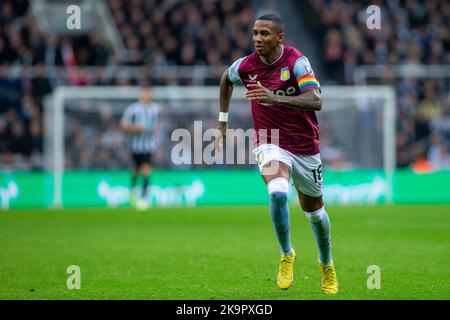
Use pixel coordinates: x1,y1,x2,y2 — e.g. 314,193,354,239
130,154,140,207
292,153,338,294
261,160,296,290
261,160,293,257
140,162,153,199
298,191,338,294
297,192,331,265
136,154,153,210
254,144,296,290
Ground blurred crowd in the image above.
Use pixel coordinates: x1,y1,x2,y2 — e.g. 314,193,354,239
305,0,450,82
0,0,111,169
1,0,450,170
0,0,254,170
108,0,255,66
305,0,450,169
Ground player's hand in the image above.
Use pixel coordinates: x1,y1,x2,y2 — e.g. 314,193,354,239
213,121,228,152
135,125,147,133
245,81,276,104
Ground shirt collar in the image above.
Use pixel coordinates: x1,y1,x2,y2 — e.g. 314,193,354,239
259,45,284,66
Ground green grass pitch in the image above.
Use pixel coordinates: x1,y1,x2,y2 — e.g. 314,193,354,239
0,205,449,300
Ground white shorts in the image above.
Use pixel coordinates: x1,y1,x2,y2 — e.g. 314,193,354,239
253,144,323,197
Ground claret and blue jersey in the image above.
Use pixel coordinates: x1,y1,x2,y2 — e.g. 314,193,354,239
228,45,322,156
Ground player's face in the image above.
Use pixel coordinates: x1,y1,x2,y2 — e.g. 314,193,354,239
140,89,153,104
252,20,284,56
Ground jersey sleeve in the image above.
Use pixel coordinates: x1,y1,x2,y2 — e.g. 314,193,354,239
120,105,134,126
153,105,161,122
293,56,321,94
228,57,245,85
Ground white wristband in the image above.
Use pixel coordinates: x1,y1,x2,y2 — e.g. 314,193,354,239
219,112,228,122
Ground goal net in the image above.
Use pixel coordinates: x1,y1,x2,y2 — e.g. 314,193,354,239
44,85,396,206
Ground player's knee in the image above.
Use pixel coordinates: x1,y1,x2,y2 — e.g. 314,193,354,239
270,191,288,207
140,166,152,176
142,171,151,177
267,177,289,207
304,206,326,223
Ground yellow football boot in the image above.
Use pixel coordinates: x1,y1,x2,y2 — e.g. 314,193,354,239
277,249,296,290
318,259,339,294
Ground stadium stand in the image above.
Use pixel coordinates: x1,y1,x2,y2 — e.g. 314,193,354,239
108,0,255,66
0,0,257,170
303,0,450,169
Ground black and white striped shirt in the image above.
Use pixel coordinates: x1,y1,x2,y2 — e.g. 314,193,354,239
120,102,160,154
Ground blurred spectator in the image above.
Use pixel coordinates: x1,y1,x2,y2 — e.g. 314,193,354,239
306,0,450,76
87,34,110,66
33,34,64,66
411,146,436,174
419,84,441,121
428,134,450,169
30,64,52,100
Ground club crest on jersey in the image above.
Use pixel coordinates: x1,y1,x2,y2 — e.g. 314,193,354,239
257,151,264,164
280,67,290,81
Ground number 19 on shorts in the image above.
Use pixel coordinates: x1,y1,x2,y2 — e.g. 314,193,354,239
311,164,322,183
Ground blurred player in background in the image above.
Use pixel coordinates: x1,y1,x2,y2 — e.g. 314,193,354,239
120,86,160,210
215,14,338,294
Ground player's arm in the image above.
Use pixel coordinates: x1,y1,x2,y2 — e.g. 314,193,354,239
245,83,322,111
247,84,322,111
152,107,162,134
214,65,240,151
217,70,234,130
214,58,244,150
220,69,234,114
120,123,146,134
120,108,146,134
245,56,322,111
214,70,233,151
277,88,322,111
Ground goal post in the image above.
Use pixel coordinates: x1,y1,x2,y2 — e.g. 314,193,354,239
322,86,396,204
44,85,396,207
